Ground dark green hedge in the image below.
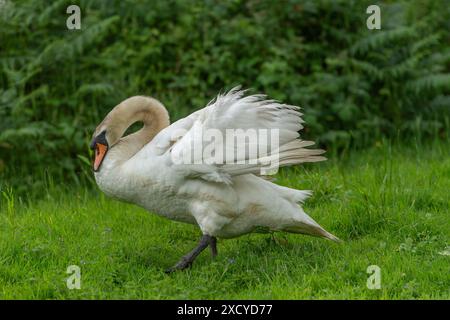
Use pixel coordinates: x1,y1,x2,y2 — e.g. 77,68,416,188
1,0,449,186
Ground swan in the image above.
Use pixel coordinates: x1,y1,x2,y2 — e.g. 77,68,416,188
90,87,339,272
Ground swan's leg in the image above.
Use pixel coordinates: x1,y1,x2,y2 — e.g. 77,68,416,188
165,234,217,273
210,236,218,258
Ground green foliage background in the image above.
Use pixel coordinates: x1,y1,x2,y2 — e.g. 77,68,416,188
1,0,449,190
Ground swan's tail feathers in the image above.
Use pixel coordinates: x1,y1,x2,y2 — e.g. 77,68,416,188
320,229,342,243
284,222,341,243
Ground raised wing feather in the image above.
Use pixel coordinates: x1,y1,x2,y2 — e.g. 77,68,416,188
150,87,325,184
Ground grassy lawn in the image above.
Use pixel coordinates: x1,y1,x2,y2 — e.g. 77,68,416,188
0,141,449,299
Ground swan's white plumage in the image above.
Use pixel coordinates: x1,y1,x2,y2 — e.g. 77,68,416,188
93,87,338,241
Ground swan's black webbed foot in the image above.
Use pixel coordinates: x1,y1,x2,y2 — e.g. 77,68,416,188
165,234,217,273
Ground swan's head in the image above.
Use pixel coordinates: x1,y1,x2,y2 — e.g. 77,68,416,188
90,96,170,172
90,103,133,172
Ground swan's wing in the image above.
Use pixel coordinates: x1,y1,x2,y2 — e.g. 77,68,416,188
148,109,203,155
196,87,303,144
152,87,325,184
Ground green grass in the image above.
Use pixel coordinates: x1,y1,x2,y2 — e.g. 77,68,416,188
0,141,449,299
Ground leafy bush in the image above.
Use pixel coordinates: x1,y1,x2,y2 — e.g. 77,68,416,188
0,0,449,188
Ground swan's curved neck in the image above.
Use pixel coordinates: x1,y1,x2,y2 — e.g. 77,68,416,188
102,96,170,167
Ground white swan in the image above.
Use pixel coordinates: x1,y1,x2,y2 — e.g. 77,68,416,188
91,87,339,272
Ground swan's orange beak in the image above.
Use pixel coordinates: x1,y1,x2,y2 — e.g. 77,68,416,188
93,143,108,172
